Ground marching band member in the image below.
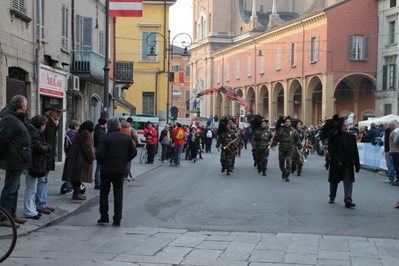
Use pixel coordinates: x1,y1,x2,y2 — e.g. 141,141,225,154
270,116,303,182
291,120,305,176
253,118,273,176
216,117,236,175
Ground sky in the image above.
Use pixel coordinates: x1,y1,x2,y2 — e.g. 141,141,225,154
169,0,193,45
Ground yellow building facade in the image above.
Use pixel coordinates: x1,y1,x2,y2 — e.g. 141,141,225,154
115,0,176,116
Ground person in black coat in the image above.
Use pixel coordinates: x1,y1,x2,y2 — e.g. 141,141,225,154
324,116,360,208
93,118,107,189
95,117,137,226
362,122,380,144
0,95,32,227
24,115,52,220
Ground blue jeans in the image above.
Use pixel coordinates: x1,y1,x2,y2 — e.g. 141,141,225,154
94,161,101,187
24,170,39,217
0,169,23,218
175,144,183,166
35,171,49,209
385,152,395,181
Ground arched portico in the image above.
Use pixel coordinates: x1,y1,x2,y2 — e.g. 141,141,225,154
215,93,222,117
258,84,269,118
246,87,256,114
235,88,244,115
288,79,302,120
305,75,324,125
333,73,376,123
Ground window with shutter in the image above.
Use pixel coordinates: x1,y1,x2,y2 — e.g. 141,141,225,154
260,56,264,74
347,35,353,60
61,6,69,50
13,0,25,13
348,35,369,61
309,36,319,63
142,92,155,115
247,56,251,77
289,43,296,67
75,15,82,50
383,65,388,90
141,31,157,61
185,65,190,76
99,30,104,55
276,48,281,70
82,17,92,50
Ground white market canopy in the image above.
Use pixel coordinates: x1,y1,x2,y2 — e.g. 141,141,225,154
358,114,399,127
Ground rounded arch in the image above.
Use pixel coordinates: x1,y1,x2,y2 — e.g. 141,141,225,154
272,82,284,117
258,84,269,117
235,88,244,115
246,86,256,114
90,94,102,123
288,79,302,99
360,109,375,121
215,92,222,117
306,75,323,99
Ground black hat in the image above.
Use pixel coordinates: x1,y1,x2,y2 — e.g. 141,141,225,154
261,118,268,123
284,116,292,122
79,120,94,133
45,104,66,112
98,118,107,125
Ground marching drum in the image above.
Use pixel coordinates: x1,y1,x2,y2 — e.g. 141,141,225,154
224,139,239,154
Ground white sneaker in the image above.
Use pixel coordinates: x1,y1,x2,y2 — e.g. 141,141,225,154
65,191,74,195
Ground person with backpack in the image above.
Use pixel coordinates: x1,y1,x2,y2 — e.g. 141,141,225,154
204,126,213,153
63,120,80,194
172,122,186,166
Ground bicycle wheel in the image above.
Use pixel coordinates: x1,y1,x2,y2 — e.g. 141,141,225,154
140,146,146,164
0,206,17,263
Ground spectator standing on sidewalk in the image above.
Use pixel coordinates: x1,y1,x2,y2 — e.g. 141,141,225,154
93,118,107,189
120,122,135,181
159,124,171,163
37,104,65,215
144,121,157,164
389,120,399,187
96,117,136,226
126,117,139,147
62,121,95,200
63,120,81,194
172,122,186,166
382,122,395,184
0,95,31,227
25,115,52,220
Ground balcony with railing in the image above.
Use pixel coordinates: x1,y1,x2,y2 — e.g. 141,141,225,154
70,50,105,79
115,61,134,83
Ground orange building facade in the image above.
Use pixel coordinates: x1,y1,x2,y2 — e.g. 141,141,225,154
193,0,378,126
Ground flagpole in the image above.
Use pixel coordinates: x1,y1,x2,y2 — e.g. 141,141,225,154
103,0,110,119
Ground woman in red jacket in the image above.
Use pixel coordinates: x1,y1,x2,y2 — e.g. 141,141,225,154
144,121,158,164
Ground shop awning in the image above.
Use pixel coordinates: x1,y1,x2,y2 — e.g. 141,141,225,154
114,97,136,115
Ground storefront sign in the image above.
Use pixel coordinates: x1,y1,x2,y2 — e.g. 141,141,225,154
39,67,66,98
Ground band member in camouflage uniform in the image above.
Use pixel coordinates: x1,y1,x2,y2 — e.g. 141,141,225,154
253,119,273,176
270,116,303,182
292,120,305,176
216,117,236,175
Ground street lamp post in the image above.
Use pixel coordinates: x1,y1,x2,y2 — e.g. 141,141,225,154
146,31,192,123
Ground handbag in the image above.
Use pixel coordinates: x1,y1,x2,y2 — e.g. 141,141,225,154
161,135,170,145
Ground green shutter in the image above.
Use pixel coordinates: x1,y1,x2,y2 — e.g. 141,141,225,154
383,65,388,90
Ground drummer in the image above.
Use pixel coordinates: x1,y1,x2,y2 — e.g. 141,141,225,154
216,117,236,175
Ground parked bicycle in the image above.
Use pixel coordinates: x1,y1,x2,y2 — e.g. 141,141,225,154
0,206,17,263
139,140,147,164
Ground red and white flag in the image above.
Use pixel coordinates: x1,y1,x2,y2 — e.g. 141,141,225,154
109,0,143,17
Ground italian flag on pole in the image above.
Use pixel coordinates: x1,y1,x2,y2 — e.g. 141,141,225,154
109,0,143,17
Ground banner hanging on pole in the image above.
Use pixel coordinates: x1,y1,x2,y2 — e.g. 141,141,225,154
109,0,143,17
